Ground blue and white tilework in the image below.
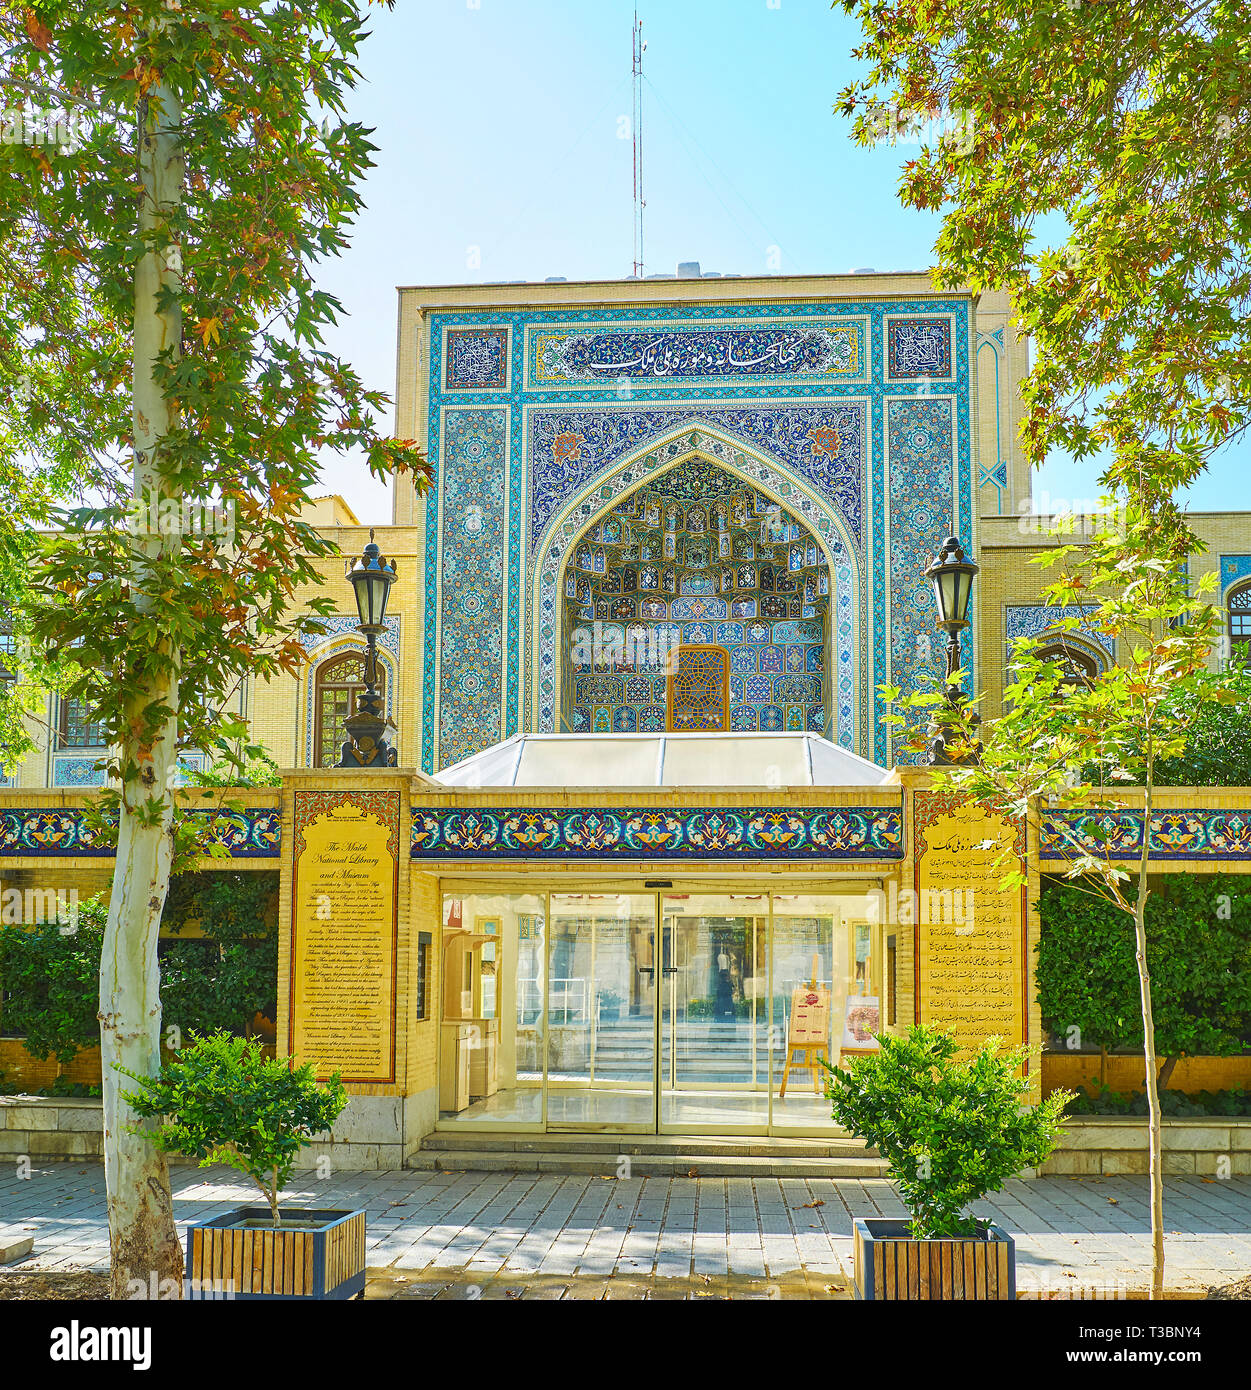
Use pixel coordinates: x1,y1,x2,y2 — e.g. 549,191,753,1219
1004,604,1114,667
421,297,975,773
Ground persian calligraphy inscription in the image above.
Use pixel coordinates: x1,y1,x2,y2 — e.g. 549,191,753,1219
916,802,1024,1052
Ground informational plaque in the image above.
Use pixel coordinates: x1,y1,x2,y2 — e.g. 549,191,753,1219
916,801,1024,1054
289,791,399,1083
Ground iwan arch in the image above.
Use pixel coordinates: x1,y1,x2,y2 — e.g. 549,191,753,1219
4,271,1250,1163
532,423,864,749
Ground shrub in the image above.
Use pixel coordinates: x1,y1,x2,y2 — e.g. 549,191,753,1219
121,1031,347,1226
159,871,278,1037
0,895,107,1063
1064,1084,1251,1118
827,1024,1071,1239
1038,875,1251,1079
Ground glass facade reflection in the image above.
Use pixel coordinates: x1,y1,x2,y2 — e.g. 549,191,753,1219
439,886,887,1135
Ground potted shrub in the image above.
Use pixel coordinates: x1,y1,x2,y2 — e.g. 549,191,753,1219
827,1024,1071,1300
121,1031,358,1300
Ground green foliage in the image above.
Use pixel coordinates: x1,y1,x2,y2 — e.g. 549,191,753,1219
837,0,1251,501
1151,666,1251,787
0,873,277,1065
0,895,106,1063
827,1025,1071,1239
1039,876,1251,1060
121,1031,347,1224
159,871,279,1038
1,0,429,810
188,749,283,788
1065,1085,1251,1119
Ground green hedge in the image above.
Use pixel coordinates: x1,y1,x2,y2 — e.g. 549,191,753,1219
0,870,278,1065
1038,874,1251,1071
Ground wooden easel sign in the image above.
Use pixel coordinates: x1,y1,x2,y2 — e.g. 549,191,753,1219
779,955,831,1098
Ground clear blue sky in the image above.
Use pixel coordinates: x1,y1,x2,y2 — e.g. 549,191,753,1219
313,0,1251,526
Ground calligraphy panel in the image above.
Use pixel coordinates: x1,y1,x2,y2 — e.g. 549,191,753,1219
915,800,1026,1054
290,791,400,1083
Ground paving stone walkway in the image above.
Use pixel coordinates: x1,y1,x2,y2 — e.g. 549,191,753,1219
2,1163,1249,1298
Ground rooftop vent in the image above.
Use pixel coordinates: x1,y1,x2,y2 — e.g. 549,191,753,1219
676,260,701,278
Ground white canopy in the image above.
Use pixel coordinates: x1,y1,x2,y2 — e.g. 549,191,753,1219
434,733,893,789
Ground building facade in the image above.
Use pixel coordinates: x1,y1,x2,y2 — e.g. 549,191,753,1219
3,273,1250,1158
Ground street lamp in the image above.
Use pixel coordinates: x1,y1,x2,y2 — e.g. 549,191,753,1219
337,530,398,768
923,534,982,766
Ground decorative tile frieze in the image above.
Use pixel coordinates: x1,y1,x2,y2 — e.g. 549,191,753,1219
886,315,955,381
410,802,905,861
1041,808,1251,861
438,408,508,769
0,807,281,858
444,326,509,390
1219,555,1251,594
527,317,868,388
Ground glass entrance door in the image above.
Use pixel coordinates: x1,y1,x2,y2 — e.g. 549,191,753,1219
659,893,770,1130
545,891,659,1130
439,885,886,1136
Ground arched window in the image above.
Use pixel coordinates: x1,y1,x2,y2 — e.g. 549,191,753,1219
59,697,107,748
313,651,387,768
1035,641,1100,688
1229,583,1251,665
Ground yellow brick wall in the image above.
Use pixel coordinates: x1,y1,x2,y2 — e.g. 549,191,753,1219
407,869,442,1096
972,288,1031,519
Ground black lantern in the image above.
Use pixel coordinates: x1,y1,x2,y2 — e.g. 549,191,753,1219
926,534,978,629
922,535,981,766
346,531,397,631
337,530,398,769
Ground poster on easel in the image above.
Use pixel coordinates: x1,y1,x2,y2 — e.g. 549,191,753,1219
788,982,831,1047
841,995,880,1049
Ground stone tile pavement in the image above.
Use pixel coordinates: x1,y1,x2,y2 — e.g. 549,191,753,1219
2,1163,1249,1299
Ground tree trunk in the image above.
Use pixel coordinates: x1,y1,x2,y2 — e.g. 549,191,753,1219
1133,781,1165,1300
100,79,185,1302
1157,1055,1178,1091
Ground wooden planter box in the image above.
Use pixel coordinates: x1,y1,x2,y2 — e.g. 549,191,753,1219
184,1207,366,1301
852,1218,1015,1301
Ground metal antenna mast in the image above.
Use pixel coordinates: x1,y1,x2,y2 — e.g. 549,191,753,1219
632,12,645,278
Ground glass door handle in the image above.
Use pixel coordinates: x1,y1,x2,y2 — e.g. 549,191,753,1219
637,966,655,977
662,967,679,975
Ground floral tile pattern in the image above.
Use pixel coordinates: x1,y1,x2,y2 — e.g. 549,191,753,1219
410,803,905,861
1041,808,1251,860
0,807,282,858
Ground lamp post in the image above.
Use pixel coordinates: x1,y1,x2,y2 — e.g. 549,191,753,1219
923,534,982,766
337,530,398,768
